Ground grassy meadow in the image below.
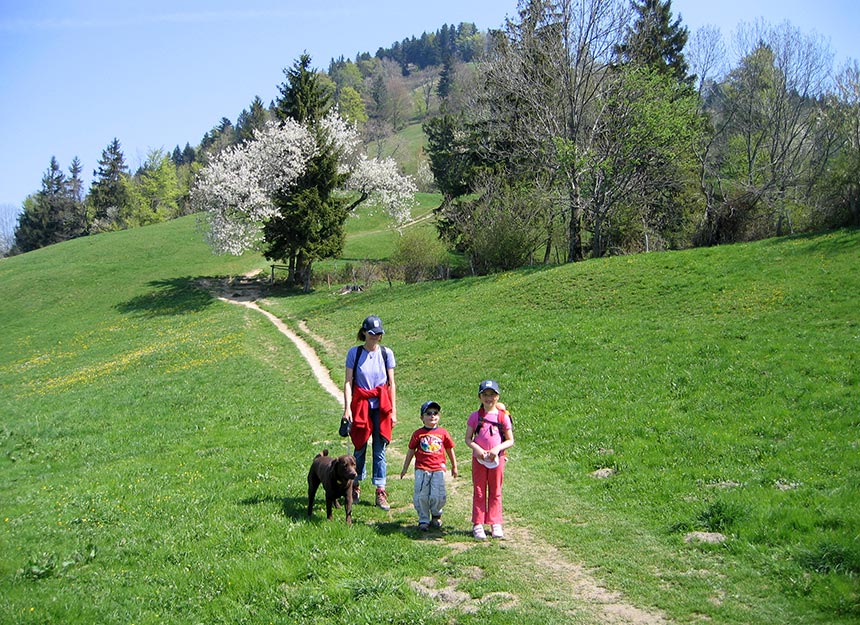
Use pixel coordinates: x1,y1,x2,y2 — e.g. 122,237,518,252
1,209,858,624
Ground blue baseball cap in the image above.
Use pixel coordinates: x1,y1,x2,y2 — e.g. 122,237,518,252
420,401,441,415
478,380,500,395
361,315,384,335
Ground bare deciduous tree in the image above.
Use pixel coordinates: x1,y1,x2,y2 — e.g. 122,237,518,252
700,20,837,240
481,0,631,261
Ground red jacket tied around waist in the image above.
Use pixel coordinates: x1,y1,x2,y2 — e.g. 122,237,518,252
350,384,393,449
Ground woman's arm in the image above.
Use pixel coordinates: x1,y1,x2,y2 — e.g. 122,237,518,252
387,367,397,426
343,366,353,420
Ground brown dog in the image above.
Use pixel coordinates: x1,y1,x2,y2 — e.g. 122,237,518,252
307,449,358,525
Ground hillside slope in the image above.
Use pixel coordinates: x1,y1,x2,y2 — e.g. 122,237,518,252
1,218,858,624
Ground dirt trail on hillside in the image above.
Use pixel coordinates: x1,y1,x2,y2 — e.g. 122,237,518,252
216,282,672,625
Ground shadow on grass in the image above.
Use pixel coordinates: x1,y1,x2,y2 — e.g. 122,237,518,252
116,277,216,317
239,492,308,521
761,227,860,255
375,519,474,542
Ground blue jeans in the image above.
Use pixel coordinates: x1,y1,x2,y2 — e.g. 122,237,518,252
354,407,388,488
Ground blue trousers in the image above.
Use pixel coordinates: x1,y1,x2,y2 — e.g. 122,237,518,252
354,407,388,488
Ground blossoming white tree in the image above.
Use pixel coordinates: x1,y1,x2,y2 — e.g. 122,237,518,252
192,54,416,290
193,119,317,256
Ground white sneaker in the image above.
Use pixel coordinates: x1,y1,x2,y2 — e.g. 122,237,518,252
473,524,487,540
491,524,505,539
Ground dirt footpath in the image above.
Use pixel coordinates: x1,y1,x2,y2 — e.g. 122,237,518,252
218,287,671,624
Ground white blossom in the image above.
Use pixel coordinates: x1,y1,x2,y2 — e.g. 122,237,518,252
322,112,417,227
193,113,417,255
192,120,315,255
347,155,417,227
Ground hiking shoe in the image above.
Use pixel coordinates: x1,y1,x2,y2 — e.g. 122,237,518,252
418,522,430,532
375,488,390,511
473,524,487,540
430,516,442,529
352,483,361,502
491,524,505,539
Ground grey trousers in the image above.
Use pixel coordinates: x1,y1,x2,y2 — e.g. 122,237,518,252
413,469,447,524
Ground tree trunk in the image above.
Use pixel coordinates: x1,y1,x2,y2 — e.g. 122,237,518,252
567,192,584,262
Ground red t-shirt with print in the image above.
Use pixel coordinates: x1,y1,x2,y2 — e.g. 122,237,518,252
408,427,455,472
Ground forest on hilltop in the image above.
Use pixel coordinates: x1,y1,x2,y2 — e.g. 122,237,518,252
8,0,860,282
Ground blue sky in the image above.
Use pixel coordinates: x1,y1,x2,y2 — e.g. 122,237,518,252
1,0,858,217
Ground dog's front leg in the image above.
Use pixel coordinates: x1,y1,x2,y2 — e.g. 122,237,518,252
344,482,353,525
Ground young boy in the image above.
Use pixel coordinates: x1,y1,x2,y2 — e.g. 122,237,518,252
400,401,458,531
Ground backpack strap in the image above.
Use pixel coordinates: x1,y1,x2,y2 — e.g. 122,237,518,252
473,407,511,441
352,345,391,389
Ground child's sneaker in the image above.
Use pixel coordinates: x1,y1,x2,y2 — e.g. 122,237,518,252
418,522,430,532
473,524,487,540
430,516,442,529
491,524,505,539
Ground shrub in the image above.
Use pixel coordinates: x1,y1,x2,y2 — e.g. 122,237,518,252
391,228,450,283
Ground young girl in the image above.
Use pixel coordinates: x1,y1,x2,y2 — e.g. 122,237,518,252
465,380,514,540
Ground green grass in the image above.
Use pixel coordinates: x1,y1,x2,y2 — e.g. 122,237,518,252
1,215,858,624
313,192,441,282
374,120,428,179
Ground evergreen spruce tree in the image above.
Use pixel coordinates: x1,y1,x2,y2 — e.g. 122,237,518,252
181,143,196,165
237,96,271,143
268,54,347,291
66,156,88,235
88,138,129,229
12,157,83,253
275,54,333,125
616,0,692,84
68,157,84,204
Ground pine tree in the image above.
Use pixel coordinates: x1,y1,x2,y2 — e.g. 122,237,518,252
237,96,271,143
68,157,85,203
181,143,196,165
268,54,347,291
12,157,83,252
88,138,129,228
66,156,88,234
616,0,692,84
275,54,333,125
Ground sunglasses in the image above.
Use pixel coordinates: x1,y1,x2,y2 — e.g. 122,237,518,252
423,410,439,416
